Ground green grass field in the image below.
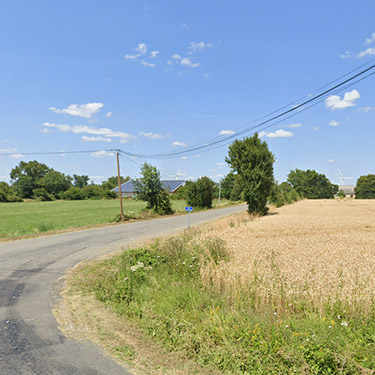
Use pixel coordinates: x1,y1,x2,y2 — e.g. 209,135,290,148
0,198,229,239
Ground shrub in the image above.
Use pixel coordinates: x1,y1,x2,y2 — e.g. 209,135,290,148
60,187,85,200
32,188,55,201
185,176,215,209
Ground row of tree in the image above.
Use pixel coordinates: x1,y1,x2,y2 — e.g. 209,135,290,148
0,160,130,202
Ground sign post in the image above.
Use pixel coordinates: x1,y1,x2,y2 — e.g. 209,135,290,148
185,206,193,228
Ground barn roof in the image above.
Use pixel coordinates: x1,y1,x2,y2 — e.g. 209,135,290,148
112,180,186,194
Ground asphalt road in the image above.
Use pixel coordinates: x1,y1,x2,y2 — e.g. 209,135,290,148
0,204,246,375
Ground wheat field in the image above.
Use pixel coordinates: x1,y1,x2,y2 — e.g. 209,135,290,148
198,199,375,316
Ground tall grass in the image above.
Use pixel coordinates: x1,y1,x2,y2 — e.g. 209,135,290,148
76,200,375,374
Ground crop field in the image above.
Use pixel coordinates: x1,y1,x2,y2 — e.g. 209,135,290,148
66,199,375,374
199,199,375,316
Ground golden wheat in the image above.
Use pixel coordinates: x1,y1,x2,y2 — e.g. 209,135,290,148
196,199,375,316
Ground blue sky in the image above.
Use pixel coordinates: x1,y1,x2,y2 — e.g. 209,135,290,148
1,1,374,185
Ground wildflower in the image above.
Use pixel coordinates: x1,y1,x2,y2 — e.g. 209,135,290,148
285,325,289,328
341,321,348,327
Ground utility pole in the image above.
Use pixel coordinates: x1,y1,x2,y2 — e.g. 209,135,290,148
116,151,124,221
218,182,221,206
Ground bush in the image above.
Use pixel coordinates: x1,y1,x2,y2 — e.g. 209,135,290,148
185,176,215,209
355,174,375,199
32,188,55,201
60,187,85,200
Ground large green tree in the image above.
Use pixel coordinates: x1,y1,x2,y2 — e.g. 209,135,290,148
185,176,215,208
287,169,338,199
73,174,89,188
355,174,375,199
39,170,72,198
226,134,274,215
10,160,51,198
134,163,173,215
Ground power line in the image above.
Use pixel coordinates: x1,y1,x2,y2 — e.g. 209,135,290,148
117,64,375,159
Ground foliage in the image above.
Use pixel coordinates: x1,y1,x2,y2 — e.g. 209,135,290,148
78,230,375,375
220,172,242,201
269,181,301,207
355,174,375,199
185,176,215,208
134,163,173,215
338,190,346,198
39,170,72,198
102,175,130,191
287,169,338,199
32,188,55,201
226,133,274,215
60,187,86,200
73,174,89,188
10,160,51,198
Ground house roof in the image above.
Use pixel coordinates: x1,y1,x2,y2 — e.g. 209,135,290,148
339,185,356,195
112,180,186,194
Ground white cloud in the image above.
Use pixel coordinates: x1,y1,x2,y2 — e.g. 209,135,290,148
266,129,293,138
173,141,187,147
9,153,25,158
216,162,225,166
313,127,319,131
41,128,52,133
140,60,155,68
49,103,104,118
358,47,375,58
105,112,112,118
365,32,375,45
340,51,351,59
180,57,200,68
359,106,375,112
329,120,340,127
325,89,360,110
181,156,188,160
203,73,210,79
172,54,182,60
258,131,267,138
329,159,335,163
285,123,302,128
82,136,112,142
139,131,163,139
91,151,115,158
219,129,234,135
150,50,159,58
0,147,18,155
43,122,134,143
125,42,147,60
189,41,213,52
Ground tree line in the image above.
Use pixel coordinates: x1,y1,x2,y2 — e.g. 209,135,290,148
1,134,374,209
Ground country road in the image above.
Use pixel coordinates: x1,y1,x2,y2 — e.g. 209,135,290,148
0,204,246,375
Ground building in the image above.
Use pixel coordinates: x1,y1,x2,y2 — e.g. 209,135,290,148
338,185,356,198
112,180,186,197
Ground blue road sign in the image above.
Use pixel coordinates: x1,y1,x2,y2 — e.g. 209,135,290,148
185,206,193,212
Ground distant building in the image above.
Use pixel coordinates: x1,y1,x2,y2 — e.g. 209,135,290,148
112,179,186,197
338,185,356,198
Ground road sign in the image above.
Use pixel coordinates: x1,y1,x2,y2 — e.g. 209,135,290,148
185,206,193,212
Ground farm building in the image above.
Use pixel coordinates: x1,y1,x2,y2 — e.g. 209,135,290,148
338,185,356,198
112,180,186,197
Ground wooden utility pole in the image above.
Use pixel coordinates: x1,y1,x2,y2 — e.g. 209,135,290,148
116,151,124,221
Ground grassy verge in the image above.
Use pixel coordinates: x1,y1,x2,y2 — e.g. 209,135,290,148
0,198,234,240
69,225,375,375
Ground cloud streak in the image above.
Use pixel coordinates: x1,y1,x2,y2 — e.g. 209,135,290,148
49,103,104,118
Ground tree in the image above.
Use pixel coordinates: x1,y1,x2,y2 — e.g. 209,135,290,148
185,176,215,209
73,174,89,188
287,169,338,199
220,173,236,200
134,163,173,215
39,170,72,198
10,160,51,198
226,134,274,215
355,174,375,199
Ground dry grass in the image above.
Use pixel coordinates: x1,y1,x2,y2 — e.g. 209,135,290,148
197,199,375,316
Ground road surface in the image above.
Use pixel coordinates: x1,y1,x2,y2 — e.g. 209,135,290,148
0,205,246,374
